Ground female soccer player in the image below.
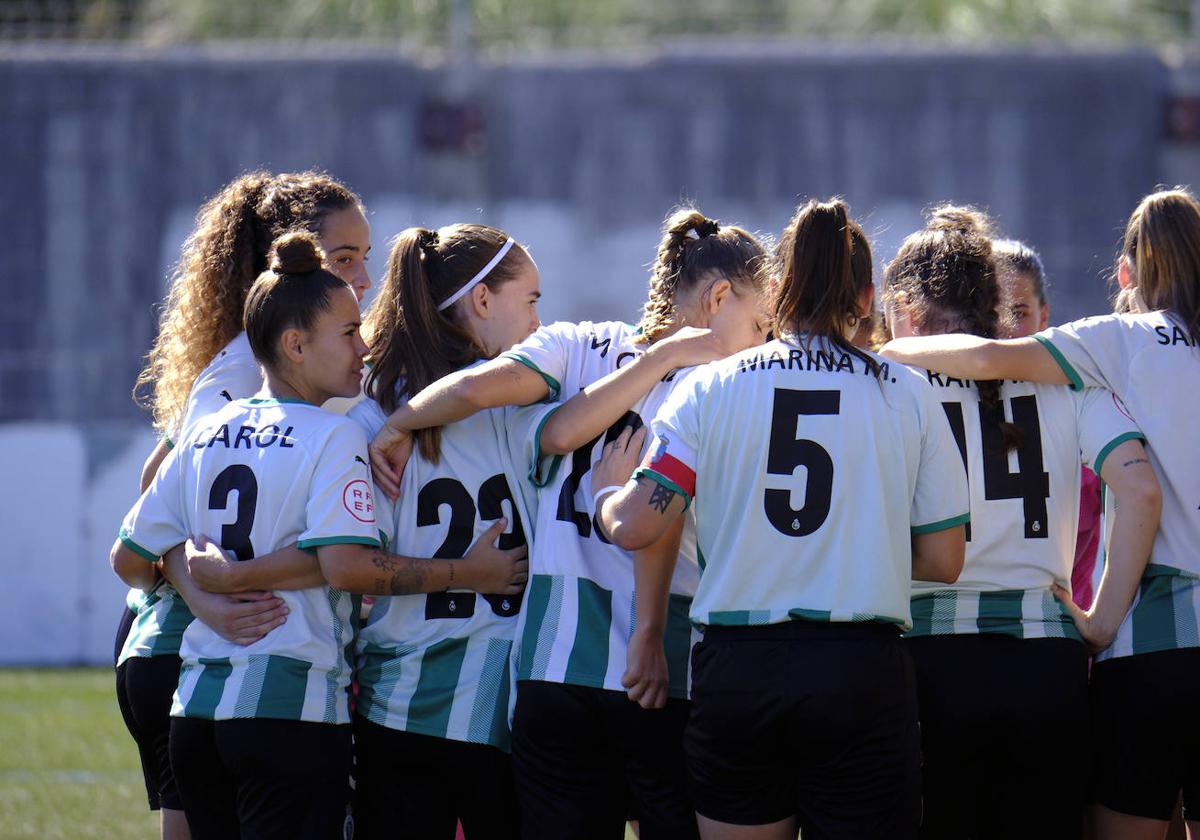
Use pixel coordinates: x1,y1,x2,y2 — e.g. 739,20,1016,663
111,233,526,839
345,223,540,839
881,188,1198,840
597,198,968,840
883,208,1160,838
115,170,373,839
369,208,771,839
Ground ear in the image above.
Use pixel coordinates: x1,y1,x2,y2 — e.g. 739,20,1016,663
469,282,491,320
1117,255,1135,290
704,278,733,315
279,327,305,364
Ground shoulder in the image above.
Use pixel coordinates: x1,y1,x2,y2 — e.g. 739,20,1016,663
345,397,391,438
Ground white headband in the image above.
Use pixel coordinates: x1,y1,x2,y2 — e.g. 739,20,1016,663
437,238,516,312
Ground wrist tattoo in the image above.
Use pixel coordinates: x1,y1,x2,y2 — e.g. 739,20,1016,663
448,561,455,587
1122,457,1150,467
648,483,677,514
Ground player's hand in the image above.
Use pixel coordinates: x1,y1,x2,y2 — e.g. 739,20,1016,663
622,625,669,709
370,422,413,501
592,425,648,499
459,518,529,595
185,589,288,646
651,326,737,370
186,535,241,593
1051,583,1116,655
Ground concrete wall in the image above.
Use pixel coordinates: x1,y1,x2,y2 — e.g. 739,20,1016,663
0,44,1171,663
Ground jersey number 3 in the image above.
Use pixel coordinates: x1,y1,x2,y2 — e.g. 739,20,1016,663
207,464,258,561
765,389,839,538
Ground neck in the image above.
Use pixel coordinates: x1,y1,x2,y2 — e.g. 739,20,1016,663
262,369,319,406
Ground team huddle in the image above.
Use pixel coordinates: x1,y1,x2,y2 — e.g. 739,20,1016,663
109,170,1200,840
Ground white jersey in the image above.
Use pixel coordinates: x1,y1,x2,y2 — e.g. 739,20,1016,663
500,321,701,697
119,332,263,666
1037,312,1200,659
119,397,381,723
909,377,1142,639
347,387,536,751
642,337,968,629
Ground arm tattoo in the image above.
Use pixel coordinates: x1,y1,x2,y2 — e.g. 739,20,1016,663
648,483,677,514
369,549,430,595
1122,457,1150,468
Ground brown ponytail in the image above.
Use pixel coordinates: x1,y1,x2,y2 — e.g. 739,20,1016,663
883,204,1023,450
1121,188,1200,345
774,198,880,376
636,207,768,343
364,224,529,463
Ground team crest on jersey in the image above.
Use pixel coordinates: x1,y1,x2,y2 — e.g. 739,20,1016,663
651,433,671,463
342,479,376,523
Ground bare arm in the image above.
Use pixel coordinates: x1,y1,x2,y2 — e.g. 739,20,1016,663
139,438,172,492
110,539,160,590
622,518,683,710
911,525,966,584
540,328,731,456
1054,439,1161,653
599,476,688,552
160,545,289,646
880,335,1069,385
184,536,325,593
370,358,549,497
317,518,529,596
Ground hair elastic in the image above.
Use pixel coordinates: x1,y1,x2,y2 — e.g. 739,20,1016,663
437,238,516,311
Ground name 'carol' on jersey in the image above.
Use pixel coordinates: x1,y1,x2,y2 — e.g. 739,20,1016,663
118,398,381,725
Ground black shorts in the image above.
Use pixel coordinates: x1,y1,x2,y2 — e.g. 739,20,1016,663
511,680,698,840
354,717,518,840
1090,647,1200,822
114,604,135,668
114,653,182,812
686,620,921,835
907,633,1089,839
169,716,353,840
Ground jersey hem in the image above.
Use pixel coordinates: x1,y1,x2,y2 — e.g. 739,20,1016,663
910,512,970,535
501,352,561,402
633,467,693,511
1033,334,1084,391
1092,431,1147,476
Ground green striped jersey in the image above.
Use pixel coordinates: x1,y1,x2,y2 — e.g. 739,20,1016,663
640,337,969,629
119,332,262,664
500,321,700,697
1037,313,1200,660
119,397,380,723
347,391,536,750
909,380,1142,640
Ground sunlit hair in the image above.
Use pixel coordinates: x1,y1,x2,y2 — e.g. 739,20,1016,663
1121,187,1200,344
134,170,363,434
636,208,769,344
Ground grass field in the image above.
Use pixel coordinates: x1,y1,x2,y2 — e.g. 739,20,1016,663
0,668,159,839
0,668,640,840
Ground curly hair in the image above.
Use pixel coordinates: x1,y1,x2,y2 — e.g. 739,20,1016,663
134,170,363,434
636,208,768,344
883,205,1022,450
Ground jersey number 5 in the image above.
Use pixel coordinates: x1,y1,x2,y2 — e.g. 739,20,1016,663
764,389,839,538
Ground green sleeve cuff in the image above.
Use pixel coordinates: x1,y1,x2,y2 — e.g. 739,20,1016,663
911,512,970,535
118,528,160,563
501,352,561,402
296,535,382,550
1033,334,1084,391
633,467,693,512
529,404,565,488
1093,431,1147,476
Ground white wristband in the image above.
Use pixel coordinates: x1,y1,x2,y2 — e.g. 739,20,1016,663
592,484,625,510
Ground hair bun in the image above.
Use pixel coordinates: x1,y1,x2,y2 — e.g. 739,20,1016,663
269,231,325,275
928,204,992,237
694,218,720,238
